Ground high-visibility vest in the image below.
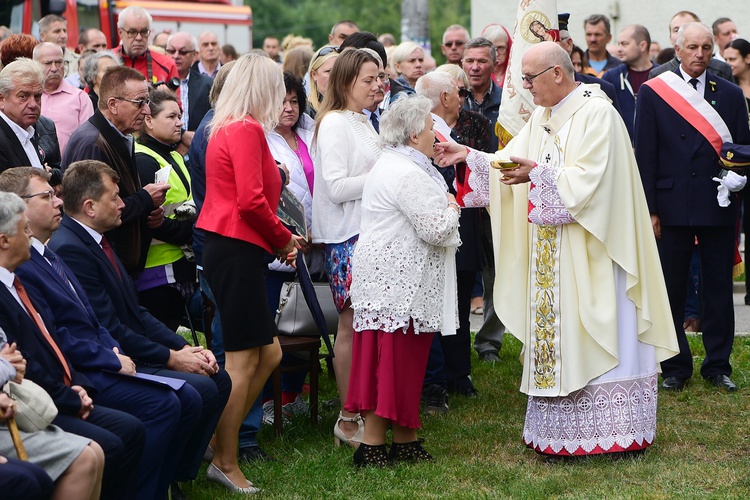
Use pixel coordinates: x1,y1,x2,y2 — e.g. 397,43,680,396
135,143,192,269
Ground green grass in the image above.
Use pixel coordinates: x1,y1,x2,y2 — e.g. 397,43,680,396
178,333,750,499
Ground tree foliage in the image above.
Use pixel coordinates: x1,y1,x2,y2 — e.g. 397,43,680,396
248,0,470,64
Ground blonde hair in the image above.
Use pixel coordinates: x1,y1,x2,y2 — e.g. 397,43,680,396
307,46,340,112
390,41,423,76
209,53,284,138
434,64,469,88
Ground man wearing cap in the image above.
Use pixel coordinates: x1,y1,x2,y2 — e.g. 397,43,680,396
635,22,750,392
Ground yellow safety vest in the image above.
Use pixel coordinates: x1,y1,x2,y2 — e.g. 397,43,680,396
135,143,192,269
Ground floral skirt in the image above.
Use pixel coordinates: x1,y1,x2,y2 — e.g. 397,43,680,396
324,234,358,312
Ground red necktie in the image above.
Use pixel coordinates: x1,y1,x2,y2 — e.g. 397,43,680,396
13,276,72,386
101,236,123,281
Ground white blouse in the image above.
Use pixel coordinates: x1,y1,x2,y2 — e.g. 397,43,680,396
311,110,381,244
351,148,461,335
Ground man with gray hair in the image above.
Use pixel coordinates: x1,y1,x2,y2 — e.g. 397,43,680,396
635,22,750,393
0,58,57,179
462,38,500,150
114,5,178,85
33,42,93,154
436,41,679,458
167,32,211,135
417,70,484,398
441,24,470,65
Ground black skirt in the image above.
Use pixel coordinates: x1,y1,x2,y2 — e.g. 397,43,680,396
203,232,277,351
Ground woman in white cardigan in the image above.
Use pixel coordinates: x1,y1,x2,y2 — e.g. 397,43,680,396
312,48,382,447
346,96,461,467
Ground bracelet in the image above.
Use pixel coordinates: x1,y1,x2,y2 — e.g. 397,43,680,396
448,201,461,211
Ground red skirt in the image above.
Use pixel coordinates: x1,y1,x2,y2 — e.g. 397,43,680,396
345,323,434,429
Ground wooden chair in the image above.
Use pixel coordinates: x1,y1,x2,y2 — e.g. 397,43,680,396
272,336,320,436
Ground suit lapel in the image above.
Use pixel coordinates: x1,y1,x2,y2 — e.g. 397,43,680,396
0,117,36,165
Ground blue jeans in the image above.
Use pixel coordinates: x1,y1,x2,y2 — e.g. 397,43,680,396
199,270,262,449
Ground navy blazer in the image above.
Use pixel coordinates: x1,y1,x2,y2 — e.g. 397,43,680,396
16,247,124,392
48,216,189,366
635,69,750,227
186,68,213,131
0,282,91,415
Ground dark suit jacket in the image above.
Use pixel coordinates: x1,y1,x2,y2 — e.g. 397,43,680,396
16,247,124,392
186,68,213,131
48,216,189,367
0,115,62,184
0,280,91,415
635,69,750,227
649,57,735,83
62,111,154,274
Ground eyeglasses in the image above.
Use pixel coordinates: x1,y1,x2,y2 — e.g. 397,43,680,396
521,66,555,84
114,96,151,108
313,46,340,62
444,41,465,48
165,48,196,56
21,190,57,203
120,28,151,39
458,88,471,98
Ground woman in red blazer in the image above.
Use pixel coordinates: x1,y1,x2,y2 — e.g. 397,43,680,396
197,53,300,494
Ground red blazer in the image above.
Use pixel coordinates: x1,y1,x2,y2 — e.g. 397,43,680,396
196,117,291,252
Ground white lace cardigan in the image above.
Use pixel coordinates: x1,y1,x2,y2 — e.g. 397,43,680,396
351,149,461,335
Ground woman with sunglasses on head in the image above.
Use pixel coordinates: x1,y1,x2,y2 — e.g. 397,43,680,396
306,45,340,119
312,48,382,448
134,87,197,331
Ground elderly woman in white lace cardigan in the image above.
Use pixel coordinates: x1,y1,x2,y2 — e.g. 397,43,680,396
345,95,461,467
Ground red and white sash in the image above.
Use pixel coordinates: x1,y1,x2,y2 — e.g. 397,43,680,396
642,71,733,155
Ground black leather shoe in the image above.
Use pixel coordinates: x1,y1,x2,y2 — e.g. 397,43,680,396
705,374,737,392
661,376,686,391
479,351,501,363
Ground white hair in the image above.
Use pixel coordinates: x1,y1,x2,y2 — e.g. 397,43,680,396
675,22,713,50
390,41,423,75
379,95,433,147
415,71,456,110
117,6,153,29
167,32,198,52
0,192,26,236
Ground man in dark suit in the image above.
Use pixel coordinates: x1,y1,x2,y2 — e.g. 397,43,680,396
48,159,231,487
649,11,734,83
0,58,62,183
0,191,144,500
166,32,212,153
0,167,201,499
635,22,750,392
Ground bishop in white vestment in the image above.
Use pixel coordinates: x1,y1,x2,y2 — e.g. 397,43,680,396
437,42,679,457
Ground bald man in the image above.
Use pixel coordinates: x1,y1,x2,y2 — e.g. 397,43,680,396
437,41,678,459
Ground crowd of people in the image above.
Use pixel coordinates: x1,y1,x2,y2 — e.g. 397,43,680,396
0,4,748,498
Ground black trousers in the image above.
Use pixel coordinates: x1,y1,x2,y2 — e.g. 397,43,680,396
440,270,476,391
657,225,736,380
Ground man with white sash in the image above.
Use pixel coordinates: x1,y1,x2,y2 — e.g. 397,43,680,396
435,41,679,458
635,22,750,393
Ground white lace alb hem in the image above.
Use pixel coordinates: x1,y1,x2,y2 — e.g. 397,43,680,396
522,372,658,455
